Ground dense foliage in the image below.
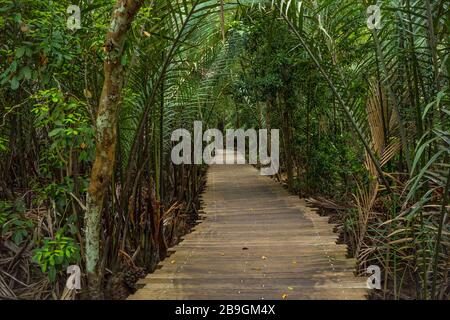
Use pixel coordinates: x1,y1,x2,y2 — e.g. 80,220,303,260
0,0,448,300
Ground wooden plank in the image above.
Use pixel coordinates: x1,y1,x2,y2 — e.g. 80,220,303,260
129,152,367,300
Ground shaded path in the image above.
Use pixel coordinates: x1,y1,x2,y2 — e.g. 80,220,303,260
129,151,367,300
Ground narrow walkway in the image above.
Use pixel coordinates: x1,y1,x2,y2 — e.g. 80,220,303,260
129,151,367,300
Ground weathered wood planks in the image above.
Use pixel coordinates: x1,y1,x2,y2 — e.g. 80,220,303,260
129,153,367,300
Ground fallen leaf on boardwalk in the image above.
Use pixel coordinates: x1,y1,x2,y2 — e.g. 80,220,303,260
282,294,288,299
261,256,267,260
288,287,294,291
242,247,249,250
292,260,297,265
220,253,225,256
170,260,176,264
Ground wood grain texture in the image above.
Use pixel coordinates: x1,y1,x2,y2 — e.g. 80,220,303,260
129,151,368,300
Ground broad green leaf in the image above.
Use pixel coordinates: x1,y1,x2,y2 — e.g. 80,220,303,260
11,76,19,90
15,47,26,58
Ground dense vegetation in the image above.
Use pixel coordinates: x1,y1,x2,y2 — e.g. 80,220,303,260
0,0,448,300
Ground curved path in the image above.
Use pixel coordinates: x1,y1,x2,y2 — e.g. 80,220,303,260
129,151,368,300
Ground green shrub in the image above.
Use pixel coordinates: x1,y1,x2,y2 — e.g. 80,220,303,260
0,200,34,245
33,229,80,282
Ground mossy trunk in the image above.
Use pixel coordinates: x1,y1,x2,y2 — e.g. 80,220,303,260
85,0,143,298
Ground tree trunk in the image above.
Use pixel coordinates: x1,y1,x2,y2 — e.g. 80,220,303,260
85,0,143,298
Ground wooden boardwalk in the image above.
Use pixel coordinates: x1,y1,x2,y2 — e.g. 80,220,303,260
129,151,367,300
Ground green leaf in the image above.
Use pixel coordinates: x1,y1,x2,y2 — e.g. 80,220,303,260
22,66,31,80
121,55,128,66
48,267,56,282
13,231,23,245
11,76,19,90
10,60,17,72
16,47,26,58
48,128,64,137
13,13,21,23
25,47,33,58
